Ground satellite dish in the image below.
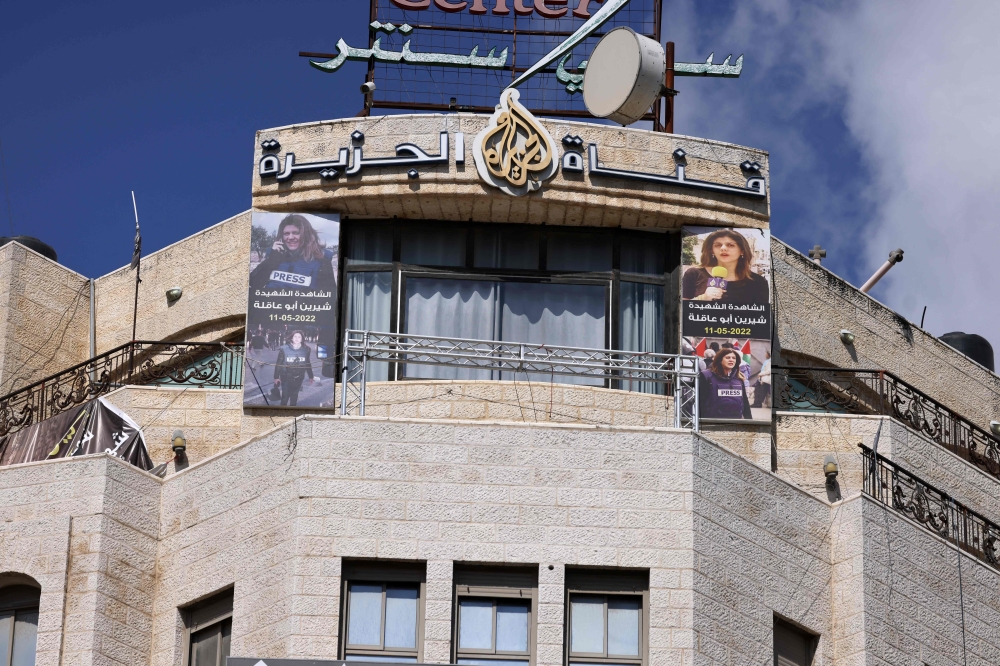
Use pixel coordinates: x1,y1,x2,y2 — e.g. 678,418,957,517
583,27,666,125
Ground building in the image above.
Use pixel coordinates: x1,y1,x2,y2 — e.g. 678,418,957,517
1,106,999,666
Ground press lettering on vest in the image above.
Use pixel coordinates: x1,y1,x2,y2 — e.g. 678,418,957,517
718,389,742,397
270,270,312,287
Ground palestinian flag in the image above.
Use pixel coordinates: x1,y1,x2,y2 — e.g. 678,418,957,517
693,338,707,357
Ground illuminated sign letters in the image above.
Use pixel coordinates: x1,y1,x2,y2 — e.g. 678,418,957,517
389,0,605,18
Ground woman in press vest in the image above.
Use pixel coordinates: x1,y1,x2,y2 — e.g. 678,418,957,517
274,330,319,407
249,214,336,292
698,347,752,419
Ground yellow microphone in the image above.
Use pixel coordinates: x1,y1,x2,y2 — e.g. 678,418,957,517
708,266,728,293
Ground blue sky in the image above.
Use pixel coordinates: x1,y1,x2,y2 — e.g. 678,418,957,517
2,1,997,346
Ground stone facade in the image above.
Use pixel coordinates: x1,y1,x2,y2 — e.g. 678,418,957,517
93,211,250,353
772,238,1000,433
251,115,770,231
3,111,1000,666
0,242,91,393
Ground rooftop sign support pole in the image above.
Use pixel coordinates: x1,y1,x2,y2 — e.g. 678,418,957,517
664,41,675,133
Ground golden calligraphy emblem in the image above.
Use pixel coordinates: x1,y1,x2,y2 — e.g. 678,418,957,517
473,89,559,196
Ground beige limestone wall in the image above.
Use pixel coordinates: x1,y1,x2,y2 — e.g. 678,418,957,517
853,494,1000,666
0,242,91,395
94,211,250,353
773,237,1000,434
691,434,834,666
0,454,161,666
356,380,676,427
252,114,770,230
103,385,291,468
103,381,676,474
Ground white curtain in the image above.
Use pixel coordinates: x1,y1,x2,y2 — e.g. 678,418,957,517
404,278,498,379
499,282,606,384
347,272,392,381
619,281,664,394
404,279,607,384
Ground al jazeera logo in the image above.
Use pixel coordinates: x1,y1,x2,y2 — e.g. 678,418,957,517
473,89,559,196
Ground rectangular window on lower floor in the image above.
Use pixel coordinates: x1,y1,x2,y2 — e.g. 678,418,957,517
453,564,538,666
565,568,648,666
773,616,817,666
183,588,233,666
342,560,426,662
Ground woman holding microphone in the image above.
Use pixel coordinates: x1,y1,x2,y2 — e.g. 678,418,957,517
682,229,769,305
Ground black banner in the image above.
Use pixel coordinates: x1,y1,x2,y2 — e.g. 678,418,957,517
0,398,152,471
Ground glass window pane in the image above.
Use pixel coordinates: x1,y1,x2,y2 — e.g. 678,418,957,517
620,236,665,275
495,603,529,652
403,279,497,380
474,230,539,269
348,584,384,647
346,655,419,662
607,598,640,656
347,226,393,265
499,282,607,385
401,228,466,266
619,281,664,394
346,272,392,382
547,233,612,272
458,660,529,666
384,587,418,649
11,610,38,666
190,624,220,666
221,619,231,662
570,596,604,654
459,599,494,650
0,612,12,666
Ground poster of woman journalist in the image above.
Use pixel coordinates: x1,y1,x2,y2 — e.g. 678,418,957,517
243,212,340,409
681,226,772,422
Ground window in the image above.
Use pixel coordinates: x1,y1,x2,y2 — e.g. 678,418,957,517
773,617,816,666
341,560,425,662
183,589,233,666
341,222,676,388
0,584,40,666
565,568,647,666
453,565,537,666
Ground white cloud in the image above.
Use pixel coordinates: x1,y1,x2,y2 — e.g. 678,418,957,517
668,0,1000,349
818,0,1000,346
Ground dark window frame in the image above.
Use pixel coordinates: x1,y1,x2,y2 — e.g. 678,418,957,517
340,220,679,386
452,565,538,666
340,559,427,662
564,568,649,666
0,583,41,666
181,588,234,666
773,615,818,666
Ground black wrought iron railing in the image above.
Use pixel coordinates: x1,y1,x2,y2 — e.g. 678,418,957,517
861,444,1000,569
774,365,1000,479
0,340,244,438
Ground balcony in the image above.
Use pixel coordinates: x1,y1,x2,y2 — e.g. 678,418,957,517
775,365,1000,481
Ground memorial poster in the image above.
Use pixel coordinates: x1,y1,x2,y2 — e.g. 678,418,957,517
243,212,340,409
681,226,772,422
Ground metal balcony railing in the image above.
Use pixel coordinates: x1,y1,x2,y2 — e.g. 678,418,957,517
861,444,1000,569
775,365,1000,480
0,340,244,438
340,330,701,429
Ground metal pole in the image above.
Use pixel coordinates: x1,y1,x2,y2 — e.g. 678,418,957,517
340,331,351,415
859,249,903,293
359,331,369,416
89,279,96,383
128,259,140,375
664,42,675,134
